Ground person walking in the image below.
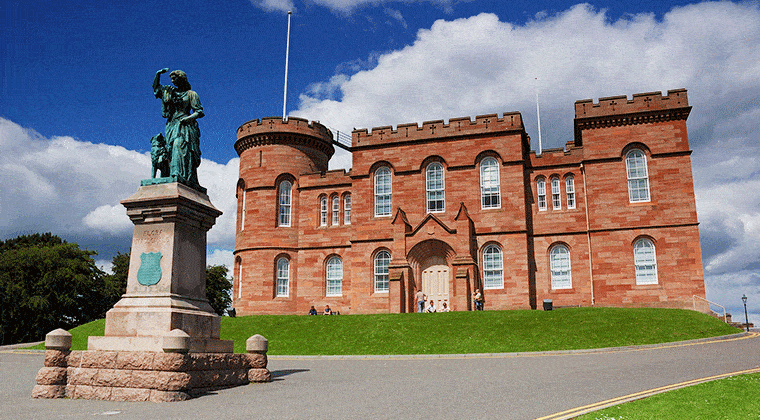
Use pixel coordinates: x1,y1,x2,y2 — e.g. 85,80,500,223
415,289,426,313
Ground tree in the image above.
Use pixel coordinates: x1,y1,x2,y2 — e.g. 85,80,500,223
205,265,233,316
0,233,120,345
104,251,130,296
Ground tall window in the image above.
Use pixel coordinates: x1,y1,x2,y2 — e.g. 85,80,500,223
634,238,658,285
276,257,289,297
566,176,576,209
426,162,445,213
374,251,390,293
480,157,500,209
483,244,504,289
326,256,343,296
344,194,351,225
240,189,246,231
550,245,572,289
331,195,340,226
626,149,650,202
374,167,392,216
551,177,561,210
278,181,291,227
537,178,547,211
320,196,327,226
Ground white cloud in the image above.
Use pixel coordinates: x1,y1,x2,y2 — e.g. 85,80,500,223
207,248,235,271
0,118,238,254
250,0,455,14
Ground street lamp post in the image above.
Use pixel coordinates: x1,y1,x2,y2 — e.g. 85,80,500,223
742,294,749,332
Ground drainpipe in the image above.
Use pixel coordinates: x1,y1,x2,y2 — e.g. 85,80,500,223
581,163,595,306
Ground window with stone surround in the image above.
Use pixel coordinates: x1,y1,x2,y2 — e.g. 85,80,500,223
374,167,392,216
278,180,292,227
276,257,289,297
326,256,343,296
626,149,650,203
331,195,340,226
483,244,504,289
320,195,327,226
551,176,561,210
537,178,547,211
344,194,351,225
566,176,576,209
426,162,445,213
550,244,572,289
634,238,658,285
374,250,390,293
480,157,501,209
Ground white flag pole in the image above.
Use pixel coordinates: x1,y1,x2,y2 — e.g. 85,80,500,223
283,11,292,121
535,77,543,156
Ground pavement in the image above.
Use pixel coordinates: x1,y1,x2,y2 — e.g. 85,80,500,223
2,333,759,420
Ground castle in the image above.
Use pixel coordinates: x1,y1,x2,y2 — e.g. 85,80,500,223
232,89,706,315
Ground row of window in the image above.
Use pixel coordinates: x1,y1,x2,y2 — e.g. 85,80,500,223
262,237,658,298
537,176,576,211
319,194,351,226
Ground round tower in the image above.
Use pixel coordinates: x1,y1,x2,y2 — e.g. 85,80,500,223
233,117,334,314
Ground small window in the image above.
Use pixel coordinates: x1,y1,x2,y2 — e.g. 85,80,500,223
276,257,289,297
278,181,292,227
240,189,246,231
626,149,650,203
374,251,390,293
537,178,547,211
566,176,576,209
374,167,392,216
550,245,572,289
551,177,561,210
483,244,504,289
426,162,445,213
320,196,327,226
344,194,351,225
480,157,500,209
634,238,658,285
331,195,340,226
326,256,343,296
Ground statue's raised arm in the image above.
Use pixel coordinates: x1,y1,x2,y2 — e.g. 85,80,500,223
152,69,205,193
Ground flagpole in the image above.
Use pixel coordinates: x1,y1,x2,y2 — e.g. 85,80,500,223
535,77,543,155
283,11,292,121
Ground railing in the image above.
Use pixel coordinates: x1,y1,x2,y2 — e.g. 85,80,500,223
331,130,352,151
693,295,726,322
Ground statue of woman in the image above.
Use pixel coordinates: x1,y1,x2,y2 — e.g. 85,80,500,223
153,68,204,191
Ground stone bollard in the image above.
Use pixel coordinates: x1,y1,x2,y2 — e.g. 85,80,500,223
32,329,72,399
246,334,271,383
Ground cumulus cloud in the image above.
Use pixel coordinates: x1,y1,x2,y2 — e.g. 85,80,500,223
290,2,760,321
250,0,456,14
0,118,238,266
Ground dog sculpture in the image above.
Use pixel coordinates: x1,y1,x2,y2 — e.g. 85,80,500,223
150,133,170,178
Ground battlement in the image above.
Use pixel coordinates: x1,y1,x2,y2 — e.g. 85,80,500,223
352,112,524,148
575,89,689,119
236,116,333,141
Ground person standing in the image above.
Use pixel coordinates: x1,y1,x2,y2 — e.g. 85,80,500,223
415,289,426,313
473,289,484,311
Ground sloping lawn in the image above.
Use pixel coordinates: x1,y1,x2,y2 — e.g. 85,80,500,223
32,307,739,355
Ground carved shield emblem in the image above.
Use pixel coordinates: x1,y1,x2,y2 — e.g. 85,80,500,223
137,252,162,286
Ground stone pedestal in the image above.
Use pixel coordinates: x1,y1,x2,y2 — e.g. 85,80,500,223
88,182,232,353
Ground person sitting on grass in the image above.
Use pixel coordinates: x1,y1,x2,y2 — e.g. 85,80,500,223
324,305,333,315
308,306,318,316
440,302,450,312
427,300,437,313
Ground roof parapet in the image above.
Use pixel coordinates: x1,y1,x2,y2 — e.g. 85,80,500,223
575,89,689,119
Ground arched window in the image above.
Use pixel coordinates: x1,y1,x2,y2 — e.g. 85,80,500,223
331,195,340,226
551,176,561,210
426,162,445,213
566,176,576,209
320,196,327,226
374,167,392,216
278,181,292,227
344,194,351,225
483,244,504,289
240,189,246,231
374,250,390,293
235,257,243,299
626,149,650,202
634,238,658,285
537,178,547,211
550,245,572,289
276,257,289,297
326,256,343,296
480,157,500,209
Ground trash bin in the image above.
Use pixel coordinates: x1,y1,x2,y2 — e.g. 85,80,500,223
543,299,553,311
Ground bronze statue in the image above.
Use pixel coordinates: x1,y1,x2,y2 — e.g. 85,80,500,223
152,68,204,191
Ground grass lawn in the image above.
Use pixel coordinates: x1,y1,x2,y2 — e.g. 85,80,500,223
32,307,739,355
574,372,760,420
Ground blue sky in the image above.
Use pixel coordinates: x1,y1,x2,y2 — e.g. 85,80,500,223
2,0,760,323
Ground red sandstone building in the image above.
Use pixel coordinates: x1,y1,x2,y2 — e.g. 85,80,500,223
232,89,706,315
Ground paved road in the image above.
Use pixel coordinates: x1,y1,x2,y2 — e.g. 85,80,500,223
2,333,759,420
